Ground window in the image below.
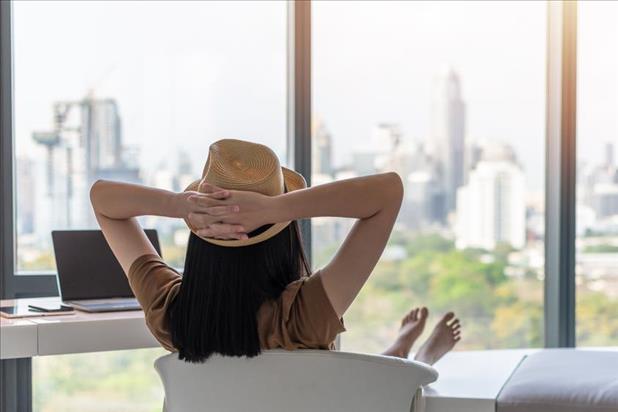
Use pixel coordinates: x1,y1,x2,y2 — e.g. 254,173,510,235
576,1,618,346
312,0,546,352
33,349,166,412
3,1,617,411
13,1,286,410
14,0,287,272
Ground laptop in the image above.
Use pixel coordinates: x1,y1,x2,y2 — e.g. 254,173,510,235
51,229,161,313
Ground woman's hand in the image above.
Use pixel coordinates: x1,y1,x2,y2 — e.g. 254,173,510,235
188,189,279,238
175,181,248,240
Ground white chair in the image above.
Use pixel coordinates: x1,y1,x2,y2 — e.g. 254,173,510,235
155,349,438,412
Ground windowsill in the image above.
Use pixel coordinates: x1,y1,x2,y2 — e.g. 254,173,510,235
420,347,618,412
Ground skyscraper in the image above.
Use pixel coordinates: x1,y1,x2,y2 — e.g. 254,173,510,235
431,68,466,215
312,118,333,176
592,142,618,218
16,156,36,235
81,95,123,171
373,123,409,177
404,170,444,229
579,142,618,221
455,143,526,250
591,184,618,218
33,93,140,234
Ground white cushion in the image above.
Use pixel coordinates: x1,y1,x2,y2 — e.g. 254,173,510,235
497,349,618,412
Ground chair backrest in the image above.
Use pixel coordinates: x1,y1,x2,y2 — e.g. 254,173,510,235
155,349,438,412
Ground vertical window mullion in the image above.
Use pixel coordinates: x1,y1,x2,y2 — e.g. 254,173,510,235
287,0,312,262
2,3,33,412
544,0,577,348
1,0,15,300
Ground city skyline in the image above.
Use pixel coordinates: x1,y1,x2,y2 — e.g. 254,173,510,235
13,1,617,196
16,69,618,259
10,1,616,287
6,4,616,410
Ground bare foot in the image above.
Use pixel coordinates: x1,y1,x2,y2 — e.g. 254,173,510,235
414,312,461,365
382,307,428,358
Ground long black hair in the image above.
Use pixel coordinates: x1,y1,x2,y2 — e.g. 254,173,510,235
168,221,310,363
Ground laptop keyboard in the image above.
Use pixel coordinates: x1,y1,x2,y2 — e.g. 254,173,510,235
74,298,138,305
68,298,141,311
78,303,141,311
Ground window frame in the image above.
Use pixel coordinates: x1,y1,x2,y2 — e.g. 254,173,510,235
544,0,577,348
0,2,310,411
0,1,583,411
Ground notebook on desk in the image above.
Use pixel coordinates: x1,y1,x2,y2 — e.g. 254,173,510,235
52,229,161,313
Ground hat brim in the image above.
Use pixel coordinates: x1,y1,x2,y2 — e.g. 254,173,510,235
184,167,306,247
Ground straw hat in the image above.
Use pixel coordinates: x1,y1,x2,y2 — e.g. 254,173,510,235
184,139,306,247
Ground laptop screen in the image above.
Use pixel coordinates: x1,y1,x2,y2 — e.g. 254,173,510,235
52,230,162,301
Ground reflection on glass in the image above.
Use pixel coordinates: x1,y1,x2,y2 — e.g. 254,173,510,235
312,1,546,352
576,1,618,347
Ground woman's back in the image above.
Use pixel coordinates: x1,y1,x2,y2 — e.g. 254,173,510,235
127,249,344,360
90,138,406,362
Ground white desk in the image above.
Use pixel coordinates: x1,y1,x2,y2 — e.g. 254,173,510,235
0,317,38,359
0,298,158,359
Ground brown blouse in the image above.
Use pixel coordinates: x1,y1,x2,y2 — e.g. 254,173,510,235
127,254,345,353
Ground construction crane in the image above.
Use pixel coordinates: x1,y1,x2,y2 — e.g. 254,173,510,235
32,99,80,225
31,131,60,197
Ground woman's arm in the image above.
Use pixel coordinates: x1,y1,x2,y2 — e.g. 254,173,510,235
277,173,404,318
89,180,243,274
191,172,404,317
274,172,403,223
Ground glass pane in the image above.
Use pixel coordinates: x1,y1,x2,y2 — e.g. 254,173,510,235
313,1,546,352
14,1,286,410
14,0,286,272
576,1,618,346
33,348,166,412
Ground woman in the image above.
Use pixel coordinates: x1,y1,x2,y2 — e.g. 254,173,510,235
90,139,460,364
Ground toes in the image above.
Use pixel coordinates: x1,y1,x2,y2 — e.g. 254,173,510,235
441,312,455,324
404,308,419,323
402,310,413,326
449,318,460,328
452,323,461,333
419,307,428,320
453,329,462,341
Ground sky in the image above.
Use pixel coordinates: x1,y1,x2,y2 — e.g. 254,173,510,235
13,0,617,195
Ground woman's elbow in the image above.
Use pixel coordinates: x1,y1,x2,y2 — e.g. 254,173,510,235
382,172,404,206
89,180,105,210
